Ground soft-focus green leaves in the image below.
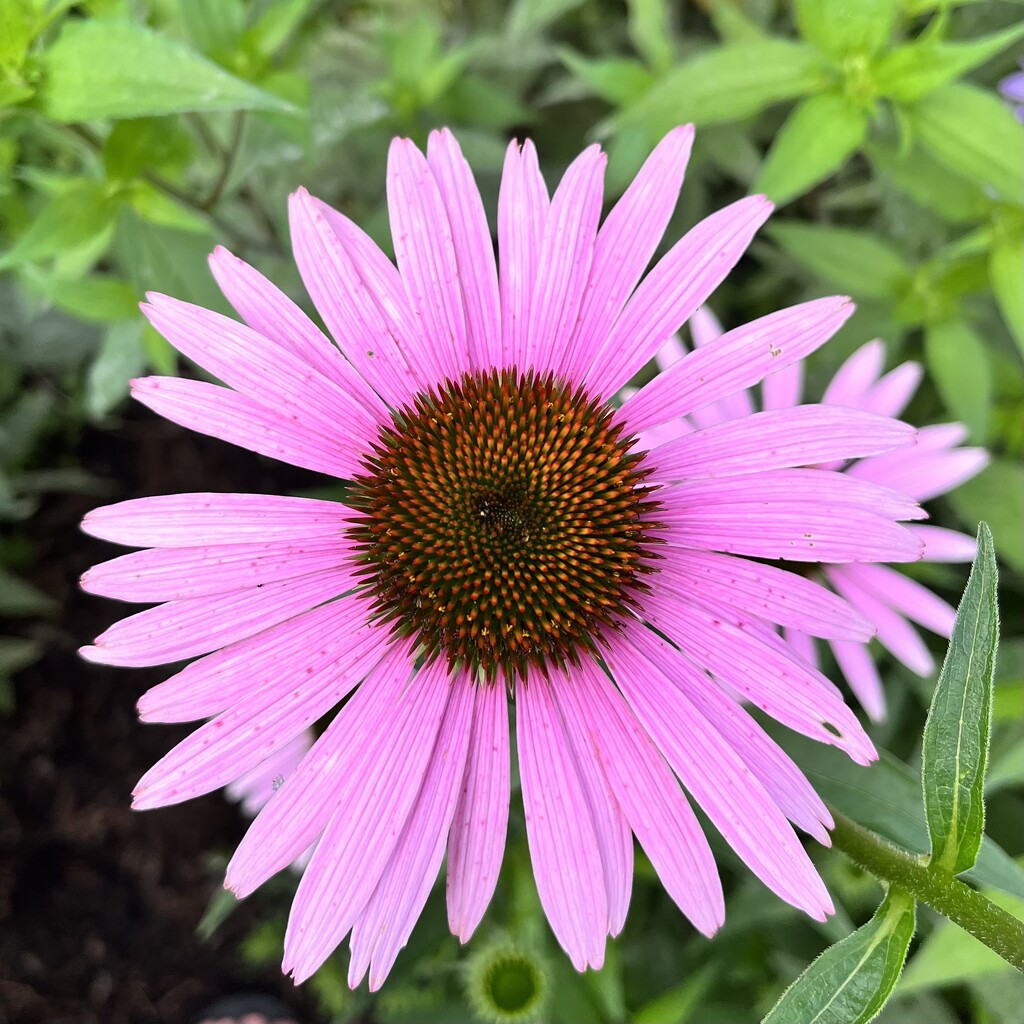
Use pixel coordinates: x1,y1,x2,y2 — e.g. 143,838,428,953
614,40,823,136
37,19,295,121
989,234,1024,356
874,24,1024,104
0,566,56,616
768,223,913,298
23,270,138,323
180,0,246,59
0,0,37,72
924,318,992,442
922,523,998,876
907,85,1024,207
950,463,1024,575
627,0,673,73
753,93,869,205
103,118,193,182
85,321,147,419
795,0,899,59
0,181,119,270
762,887,916,1024
634,963,717,1024
559,52,653,106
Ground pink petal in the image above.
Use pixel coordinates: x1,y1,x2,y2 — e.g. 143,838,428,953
447,681,511,943
349,677,476,990
81,493,350,549
516,676,608,971
653,333,687,372
914,422,970,452
830,639,886,722
131,376,363,479
560,126,694,382
913,525,977,562
499,139,549,369
850,447,989,503
586,196,773,397
426,129,502,369
822,339,885,407
861,361,923,418
387,137,471,382
762,360,804,411
226,728,315,817
81,565,355,667
784,626,821,673
605,640,833,919
687,305,755,425
562,658,725,936
619,297,853,434
837,563,956,636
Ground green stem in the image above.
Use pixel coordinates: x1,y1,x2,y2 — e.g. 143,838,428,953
829,810,1024,971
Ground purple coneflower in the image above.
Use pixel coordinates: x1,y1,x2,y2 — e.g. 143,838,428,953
81,127,925,988
999,59,1024,121
653,310,987,720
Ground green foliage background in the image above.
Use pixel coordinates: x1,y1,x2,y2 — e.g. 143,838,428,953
1,0,1022,1021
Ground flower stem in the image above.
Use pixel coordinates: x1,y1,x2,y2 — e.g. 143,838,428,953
828,809,1024,971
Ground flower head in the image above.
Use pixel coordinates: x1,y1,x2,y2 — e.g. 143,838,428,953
654,311,988,719
81,127,924,988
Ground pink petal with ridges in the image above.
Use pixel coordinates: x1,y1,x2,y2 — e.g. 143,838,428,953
656,549,873,640
822,339,884,407
81,565,354,667
560,126,694,382
620,297,852,433
137,601,376,724
605,640,833,919
564,659,724,936
132,602,388,808
447,681,511,942
687,305,755,426
82,493,351,549
525,145,605,373
131,377,363,479
283,660,452,984
784,626,821,673
387,138,471,382
208,246,387,419
829,639,886,722
586,196,772,397
81,537,354,602
550,670,633,936
517,676,608,970
762,360,804,411
349,678,476,990
226,728,314,817
640,588,876,764
860,361,923,418
913,525,977,562
836,563,956,636
426,129,502,369
289,189,423,407
622,626,832,843
849,447,989,503
499,139,549,368
649,406,916,482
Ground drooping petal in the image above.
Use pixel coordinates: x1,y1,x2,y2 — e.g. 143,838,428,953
913,525,977,562
784,626,821,673
835,563,956,636
821,339,885,407
447,681,511,943
687,305,755,426
830,638,886,723
516,676,608,971
762,359,804,411
861,361,923,418
226,728,315,817
850,447,989,503
586,196,773,397
619,297,853,433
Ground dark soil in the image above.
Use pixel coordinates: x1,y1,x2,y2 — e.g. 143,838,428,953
0,411,326,1024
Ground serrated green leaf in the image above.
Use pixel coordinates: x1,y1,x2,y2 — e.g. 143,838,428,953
924,318,992,443
559,51,653,106
875,24,1024,103
795,0,899,60
86,321,147,419
763,887,916,1024
907,84,1024,207
949,462,1024,574
753,92,868,205
616,39,823,136
922,524,998,876
768,222,913,298
990,235,1024,356
37,18,295,121
0,181,119,270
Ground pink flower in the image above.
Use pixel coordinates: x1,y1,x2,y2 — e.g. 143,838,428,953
654,309,988,720
81,127,925,989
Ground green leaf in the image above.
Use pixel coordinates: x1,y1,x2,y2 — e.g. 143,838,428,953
104,117,192,182
0,636,41,683
753,92,868,206
0,181,119,270
0,567,56,616
37,18,295,121
24,270,139,323
244,0,317,58
924,318,992,443
907,84,1024,207
949,462,1024,575
634,963,717,1024
874,24,1024,103
180,0,246,58
0,0,37,72
763,887,916,1024
922,523,998,876
627,0,674,73
559,51,653,106
990,234,1024,356
767,222,913,298
86,321,147,419
795,0,899,60
615,40,823,136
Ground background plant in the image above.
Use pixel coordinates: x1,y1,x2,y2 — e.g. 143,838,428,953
2,1,1021,1021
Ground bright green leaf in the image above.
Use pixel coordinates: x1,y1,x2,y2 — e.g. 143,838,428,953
705,0,766,43
0,0,37,72
753,92,868,206
922,523,998,876
924,318,992,443
508,0,586,35
0,79,35,107
37,18,295,121
763,887,916,1024
795,0,899,60
875,24,1024,103
616,40,823,136
0,181,119,270
180,0,246,58
768,222,913,298
245,0,317,58
23,269,139,323
949,462,1024,574
627,0,674,73
907,84,1024,207
990,235,1024,356
559,51,653,106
